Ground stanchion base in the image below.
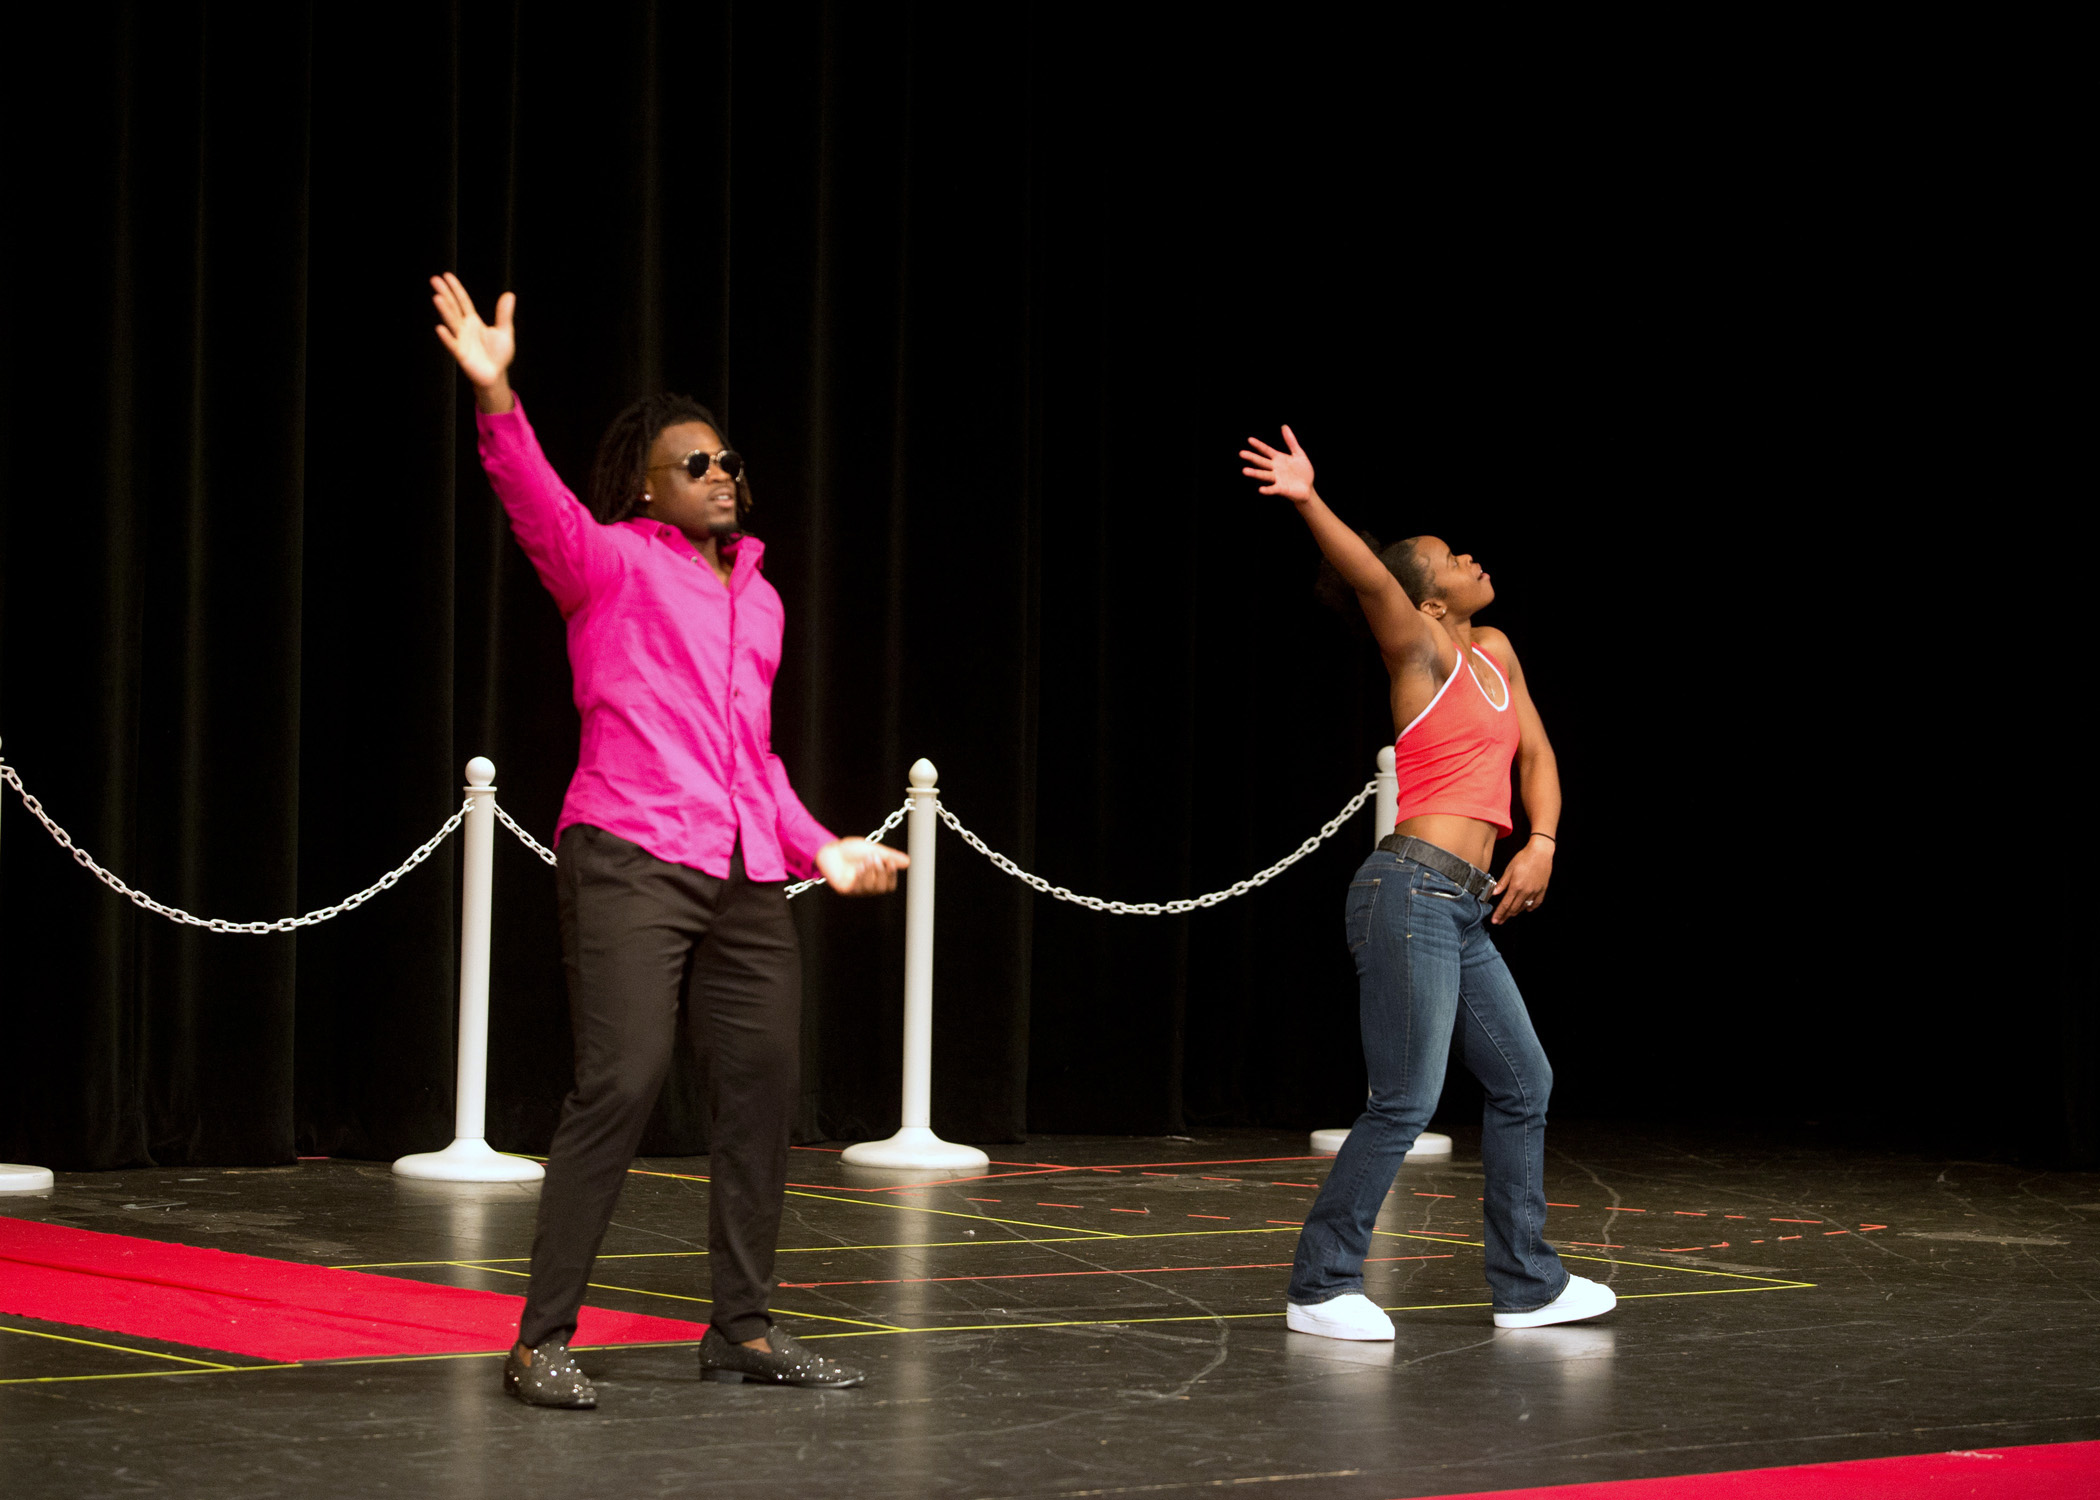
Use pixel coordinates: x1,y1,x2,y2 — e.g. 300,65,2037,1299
841,1127,990,1171
0,1163,55,1194
392,1138,545,1183
1310,1127,1452,1161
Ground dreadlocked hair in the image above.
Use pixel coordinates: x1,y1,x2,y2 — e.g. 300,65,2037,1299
586,392,755,527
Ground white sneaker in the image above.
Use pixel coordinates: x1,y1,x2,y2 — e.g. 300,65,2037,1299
1286,1293,1396,1341
1492,1274,1617,1329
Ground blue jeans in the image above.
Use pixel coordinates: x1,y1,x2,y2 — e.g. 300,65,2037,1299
1288,850,1568,1313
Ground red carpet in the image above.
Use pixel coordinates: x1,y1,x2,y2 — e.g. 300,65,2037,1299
1419,1440,2100,1498
0,1216,708,1360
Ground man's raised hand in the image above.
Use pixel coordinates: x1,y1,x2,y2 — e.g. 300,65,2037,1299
1239,425,1317,504
431,273,516,408
815,838,910,897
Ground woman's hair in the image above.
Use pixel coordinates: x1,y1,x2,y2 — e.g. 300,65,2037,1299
1379,538,1436,605
585,392,754,527
1314,533,1437,632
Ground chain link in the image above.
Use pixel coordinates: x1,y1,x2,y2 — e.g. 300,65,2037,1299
1,762,471,934
489,793,913,900
492,801,558,866
785,798,913,898
935,778,1378,915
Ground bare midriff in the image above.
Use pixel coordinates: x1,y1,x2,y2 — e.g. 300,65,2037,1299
1391,814,1500,874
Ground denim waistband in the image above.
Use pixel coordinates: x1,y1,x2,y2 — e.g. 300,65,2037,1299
1374,834,1496,900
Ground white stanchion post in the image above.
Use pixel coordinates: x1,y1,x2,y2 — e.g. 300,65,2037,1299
842,759,989,1171
1312,746,1452,1162
0,735,55,1196
1374,744,1398,839
394,757,545,1183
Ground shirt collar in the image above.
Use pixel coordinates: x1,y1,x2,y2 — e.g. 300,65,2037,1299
635,521,766,576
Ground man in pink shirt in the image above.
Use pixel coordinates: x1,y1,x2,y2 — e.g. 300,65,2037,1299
433,274,906,1408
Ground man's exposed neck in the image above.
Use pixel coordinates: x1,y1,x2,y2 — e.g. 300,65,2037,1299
680,529,736,585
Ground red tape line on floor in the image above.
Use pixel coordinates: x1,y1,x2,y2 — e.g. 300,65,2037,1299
0,1216,706,1361
1410,1440,2100,1499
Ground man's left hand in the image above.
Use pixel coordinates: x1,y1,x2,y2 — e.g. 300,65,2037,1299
816,838,909,896
1490,842,1553,925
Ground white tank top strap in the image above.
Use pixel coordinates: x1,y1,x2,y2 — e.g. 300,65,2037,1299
1399,633,1511,738
1396,640,1462,741
1465,643,1511,712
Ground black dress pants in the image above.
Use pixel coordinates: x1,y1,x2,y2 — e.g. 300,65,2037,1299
518,823,801,1347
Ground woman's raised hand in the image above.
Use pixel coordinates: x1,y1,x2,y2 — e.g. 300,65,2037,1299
1239,425,1316,504
431,273,516,405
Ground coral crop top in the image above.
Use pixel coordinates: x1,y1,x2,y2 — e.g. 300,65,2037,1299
1390,639,1520,836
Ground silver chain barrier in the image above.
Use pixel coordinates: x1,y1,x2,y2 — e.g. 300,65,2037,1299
0,763,471,935
493,801,557,867
491,794,912,901
7,750,1368,930
784,799,912,898
935,778,1379,915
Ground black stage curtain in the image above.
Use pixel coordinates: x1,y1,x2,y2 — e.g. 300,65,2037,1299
3,5,2090,1169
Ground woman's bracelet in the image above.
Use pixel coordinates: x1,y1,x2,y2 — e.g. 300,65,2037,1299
1528,831,1557,846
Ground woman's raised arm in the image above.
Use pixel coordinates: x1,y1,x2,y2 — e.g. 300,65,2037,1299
432,273,517,414
1240,426,1433,662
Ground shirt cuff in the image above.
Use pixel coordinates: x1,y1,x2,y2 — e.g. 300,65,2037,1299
781,818,838,881
474,392,528,435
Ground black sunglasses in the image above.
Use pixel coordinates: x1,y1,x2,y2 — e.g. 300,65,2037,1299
651,448,745,482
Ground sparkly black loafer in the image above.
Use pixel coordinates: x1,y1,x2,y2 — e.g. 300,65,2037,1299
697,1326,864,1388
503,1337,598,1409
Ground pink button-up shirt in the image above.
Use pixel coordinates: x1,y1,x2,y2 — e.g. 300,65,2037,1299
477,399,835,881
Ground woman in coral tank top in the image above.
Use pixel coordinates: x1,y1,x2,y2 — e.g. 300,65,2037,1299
1240,427,1616,1339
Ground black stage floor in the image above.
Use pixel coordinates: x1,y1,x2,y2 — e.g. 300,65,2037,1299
4,1126,2098,1499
